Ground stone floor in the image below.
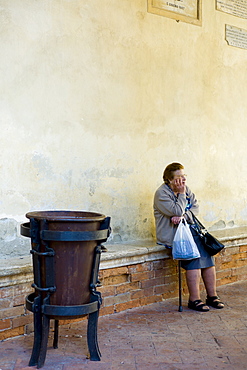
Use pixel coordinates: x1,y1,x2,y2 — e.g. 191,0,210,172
1,280,247,370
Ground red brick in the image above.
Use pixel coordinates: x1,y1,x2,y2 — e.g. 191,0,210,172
58,317,84,326
14,283,33,296
13,293,29,307
164,275,178,284
0,319,11,331
215,260,223,269
221,260,244,269
161,281,178,293
143,286,155,297
168,265,178,275
231,266,247,277
0,299,12,310
183,287,189,295
162,291,179,300
140,277,165,289
103,274,129,286
99,306,115,316
216,269,232,279
219,255,232,264
128,262,153,273
115,282,139,295
0,287,14,299
139,295,162,306
115,299,140,313
224,246,240,255
12,314,33,329
98,285,116,296
25,322,34,335
218,276,238,286
130,271,154,283
100,266,128,278
129,289,143,300
235,253,247,260
0,326,24,341
0,306,24,319
165,259,176,268
239,245,247,252
152,260,167,270
154,285,167,295
216,253,226,262
154,267,173,278
130,287,154,300
231,274,247,283
103,292,131,307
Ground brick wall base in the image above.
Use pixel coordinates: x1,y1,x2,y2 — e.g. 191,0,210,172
1,242,247,341
98,244,247,315
0,282,33,340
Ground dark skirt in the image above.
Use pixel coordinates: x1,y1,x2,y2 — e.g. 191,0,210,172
180,226,215,271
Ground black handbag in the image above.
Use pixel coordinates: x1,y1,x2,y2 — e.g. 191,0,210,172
191,214,225,256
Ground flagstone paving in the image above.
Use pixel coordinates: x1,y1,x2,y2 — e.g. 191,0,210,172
1,281,247,369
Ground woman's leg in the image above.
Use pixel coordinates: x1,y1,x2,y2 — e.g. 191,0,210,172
186,269,202,301
186,269,210,311
201,266,224,308
201,266,217,296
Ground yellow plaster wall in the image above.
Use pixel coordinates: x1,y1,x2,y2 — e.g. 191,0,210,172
0,1,247,252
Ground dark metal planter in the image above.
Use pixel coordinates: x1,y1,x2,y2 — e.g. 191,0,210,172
21,210,111,369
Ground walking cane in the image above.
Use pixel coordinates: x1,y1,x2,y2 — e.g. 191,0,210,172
178,260,183,312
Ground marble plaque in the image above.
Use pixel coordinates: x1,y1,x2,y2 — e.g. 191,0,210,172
225,24,247,50
217,0,247,19
148,0,202,25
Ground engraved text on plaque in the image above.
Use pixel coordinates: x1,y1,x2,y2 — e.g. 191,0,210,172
217,0,247,20
225,24,247,50
148,0,202,25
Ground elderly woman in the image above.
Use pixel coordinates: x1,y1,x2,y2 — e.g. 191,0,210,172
153,162,224,311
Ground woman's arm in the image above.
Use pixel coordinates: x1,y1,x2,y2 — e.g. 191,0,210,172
154,187,187,218
184,188,199,223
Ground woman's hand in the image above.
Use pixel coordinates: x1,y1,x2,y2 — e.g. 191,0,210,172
173,178,186,194
171,216,183,224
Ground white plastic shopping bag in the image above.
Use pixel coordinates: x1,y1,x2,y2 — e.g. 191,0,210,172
172,219,200,260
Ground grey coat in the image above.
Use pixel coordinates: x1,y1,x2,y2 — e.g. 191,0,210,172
153,183,199,246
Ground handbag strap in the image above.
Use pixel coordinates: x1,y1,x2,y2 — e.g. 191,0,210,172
191,212,207,234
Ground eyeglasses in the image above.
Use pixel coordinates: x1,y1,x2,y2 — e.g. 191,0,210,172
173,174,187,179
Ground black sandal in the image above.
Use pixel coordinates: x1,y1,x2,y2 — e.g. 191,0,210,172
188,299,209,312
206,295,224,309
